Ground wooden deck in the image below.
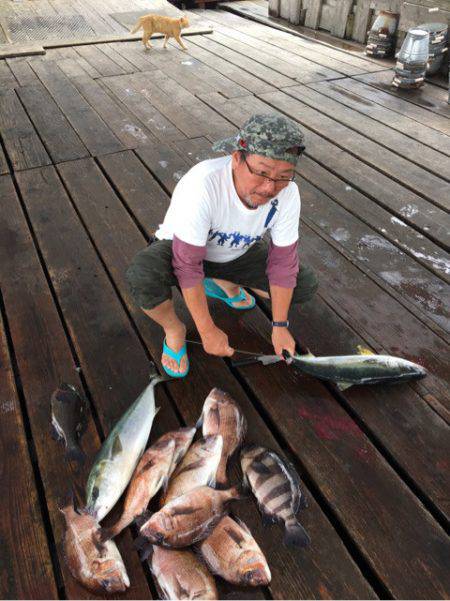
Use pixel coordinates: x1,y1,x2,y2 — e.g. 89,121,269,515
1,5,449,599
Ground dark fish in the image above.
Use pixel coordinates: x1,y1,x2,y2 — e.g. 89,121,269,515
241,446,310,548
139,485,241,548
197,389,247,487
51,383,86,465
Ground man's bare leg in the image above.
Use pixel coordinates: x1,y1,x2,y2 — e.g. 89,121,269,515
142,299,188,374
211,278,269,306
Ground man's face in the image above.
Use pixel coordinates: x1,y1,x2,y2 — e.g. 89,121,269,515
231,151,296,208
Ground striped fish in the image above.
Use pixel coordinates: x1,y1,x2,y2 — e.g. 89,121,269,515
240,446,310,548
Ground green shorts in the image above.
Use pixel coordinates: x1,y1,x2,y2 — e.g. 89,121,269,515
126,238,318,310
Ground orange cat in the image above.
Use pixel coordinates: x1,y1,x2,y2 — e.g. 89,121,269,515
130,14,189,51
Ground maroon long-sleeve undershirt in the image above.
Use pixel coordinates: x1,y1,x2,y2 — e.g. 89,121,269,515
172,235,299,289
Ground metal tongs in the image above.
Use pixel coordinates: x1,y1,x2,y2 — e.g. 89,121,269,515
231,350,294,368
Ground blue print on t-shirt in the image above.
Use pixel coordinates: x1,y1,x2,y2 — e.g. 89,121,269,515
208,229,261,248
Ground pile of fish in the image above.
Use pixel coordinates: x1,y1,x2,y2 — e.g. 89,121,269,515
54,375,310,598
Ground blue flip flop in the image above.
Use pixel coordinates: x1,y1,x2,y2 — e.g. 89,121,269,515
203,278,255,310
162,338,190,378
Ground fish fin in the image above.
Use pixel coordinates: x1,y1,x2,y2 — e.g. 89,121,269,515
133,534,150,551
206,471,216,489
148,361,160,380
50,422,63,442
139,543,154,563
110,435,123,459
296,348,315,359
284,520,311,548
261,512,277,527
195,411,203,429
233,515,251,534
65,444,86,466
97,526,118,543
336,381,353,391
133,510,152,530
299,494,309,510
357,345,376,355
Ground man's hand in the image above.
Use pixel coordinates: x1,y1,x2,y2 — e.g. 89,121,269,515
200,325,234,357
272,327,296,357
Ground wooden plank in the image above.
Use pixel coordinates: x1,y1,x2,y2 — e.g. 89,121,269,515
161,41,252,99
129,140,450,598
69,75,154,148
304,0,322,28
0,144,8,175
0,60,18,90
186,33,296,88
202,11,359,78
299,177,450,334
258,90,450,212
356,70,450,121
298,155,450,284
6,57,39,86
0,89,51,171
16,82,90,163
209,29,335,83
186,35,279,95
0,171,152,600
63,151,378,600
29,59,124,155
108,41,160,72
330,0,353,38
200,94,450,251
55,45,102,78
0,254,58,600
125,72,215,138
205,24,344,82
344,74,450,136
100,74,186,143
308,78,450,157
208,7,385,73
286,84,450,180
95,42,138,74
74,44,128,77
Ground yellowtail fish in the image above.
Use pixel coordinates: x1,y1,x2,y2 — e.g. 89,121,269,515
85,367,164,521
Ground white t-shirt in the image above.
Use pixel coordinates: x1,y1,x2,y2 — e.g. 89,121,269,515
155,156,301,263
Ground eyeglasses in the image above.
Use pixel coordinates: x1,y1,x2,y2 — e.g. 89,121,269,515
243,155,296,185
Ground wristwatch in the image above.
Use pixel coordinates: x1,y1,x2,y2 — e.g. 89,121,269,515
272,320,289,328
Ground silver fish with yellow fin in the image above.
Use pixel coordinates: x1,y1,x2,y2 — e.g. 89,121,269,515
86,367,164,521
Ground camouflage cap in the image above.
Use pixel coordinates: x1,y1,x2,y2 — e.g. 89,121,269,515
212,113,305,165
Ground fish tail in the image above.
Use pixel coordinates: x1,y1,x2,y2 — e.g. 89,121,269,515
98,524,119,543
284,519,311,548
65,444,86,466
